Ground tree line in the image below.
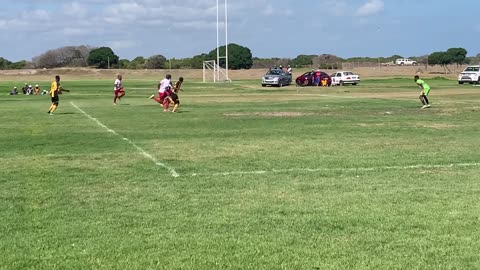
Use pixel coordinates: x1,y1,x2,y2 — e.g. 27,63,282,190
0,45,478,70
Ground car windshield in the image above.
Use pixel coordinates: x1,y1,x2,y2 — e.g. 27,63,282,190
464,67,479,72
266,70,283,75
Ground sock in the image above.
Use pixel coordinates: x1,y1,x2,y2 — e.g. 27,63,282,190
172,104,179,112
423,95,429,105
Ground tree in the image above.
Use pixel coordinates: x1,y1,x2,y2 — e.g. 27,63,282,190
0,57,12,70
145,55,167,69
128,56,146,69
189,54,209,69
428,51,454,73
290,55,316,67
447,47,468,66
87,47,119,69
118,59,131,69
207,43,253,70
32,45,93,68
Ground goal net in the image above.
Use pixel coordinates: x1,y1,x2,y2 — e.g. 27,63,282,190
203,60,232,83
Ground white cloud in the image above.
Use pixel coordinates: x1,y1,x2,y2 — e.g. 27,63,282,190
356,0,384,16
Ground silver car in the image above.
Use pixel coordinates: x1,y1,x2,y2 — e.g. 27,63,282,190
262,69,291,87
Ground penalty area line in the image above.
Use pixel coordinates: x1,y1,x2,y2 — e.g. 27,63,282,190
70,102,179,178
188,162,480,177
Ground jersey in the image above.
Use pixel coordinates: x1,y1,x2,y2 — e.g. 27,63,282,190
114,79,123,91
416,79,430,94
173,81,182,93
159,78,172,93
50,81,60,98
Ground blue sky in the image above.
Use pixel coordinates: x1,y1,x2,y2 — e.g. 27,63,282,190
0,0,479,61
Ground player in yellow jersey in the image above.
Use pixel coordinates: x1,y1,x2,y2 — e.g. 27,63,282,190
171,77,183,113
47,75,69,115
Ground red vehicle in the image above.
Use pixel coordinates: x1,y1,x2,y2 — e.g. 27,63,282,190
295,71,332,86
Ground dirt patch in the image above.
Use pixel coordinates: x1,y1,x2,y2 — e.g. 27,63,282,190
224,112,315,117
416,123,460,129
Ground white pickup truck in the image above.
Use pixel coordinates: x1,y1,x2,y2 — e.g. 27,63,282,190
458,65,480,85
395,58,417,66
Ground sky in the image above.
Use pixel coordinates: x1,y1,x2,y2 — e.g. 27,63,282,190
0,0,479,61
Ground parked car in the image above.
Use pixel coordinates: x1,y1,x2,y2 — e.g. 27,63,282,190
458,65,480,84
262,69,291,87
295,71,331,86
395,58,417,65
331,71,360,86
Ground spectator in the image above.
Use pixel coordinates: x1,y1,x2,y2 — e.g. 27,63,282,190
34,85,40,95
10,87,18,95
26,85,33,95
314,70,321,86
22,83,28,94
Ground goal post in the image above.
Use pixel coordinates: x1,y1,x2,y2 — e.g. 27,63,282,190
203,60,232,83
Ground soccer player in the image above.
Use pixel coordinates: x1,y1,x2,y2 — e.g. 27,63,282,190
113,74,125,105
171,77,184,113
415,75,431,109
47,75,61,115
149,74,173,112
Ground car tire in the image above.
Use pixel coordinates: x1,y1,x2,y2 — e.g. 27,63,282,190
458,81,464,85
353,83,357,86
340,80,344,86
262,84,266,87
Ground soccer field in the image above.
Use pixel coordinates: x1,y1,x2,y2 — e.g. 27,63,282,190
1,78,480,269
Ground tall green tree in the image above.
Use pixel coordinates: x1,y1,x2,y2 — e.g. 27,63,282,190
447,48,468,66
145,55,167,69
87,47,119,69
207,43,253,70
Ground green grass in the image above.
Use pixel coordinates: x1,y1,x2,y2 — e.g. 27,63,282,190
1,78,480,269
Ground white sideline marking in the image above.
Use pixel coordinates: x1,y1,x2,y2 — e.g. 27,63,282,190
188,162,480,177
70,102,180,178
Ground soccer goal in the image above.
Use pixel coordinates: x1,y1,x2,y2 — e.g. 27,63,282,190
203,60,232,83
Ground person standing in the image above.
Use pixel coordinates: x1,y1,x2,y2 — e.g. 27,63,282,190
415,75,431,109
47,76,61,115
113,74,125,105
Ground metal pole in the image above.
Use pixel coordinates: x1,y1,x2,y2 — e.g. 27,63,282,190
225,0,229,80
216,0,220,82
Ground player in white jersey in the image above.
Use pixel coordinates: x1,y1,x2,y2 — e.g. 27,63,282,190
113,74,125,105
149,74,174,111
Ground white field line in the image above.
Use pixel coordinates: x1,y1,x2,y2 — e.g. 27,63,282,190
188,162,480,177
70,102,179,178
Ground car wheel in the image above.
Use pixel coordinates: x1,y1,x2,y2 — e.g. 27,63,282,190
353,83,357,86
296,79,301,86
458,81,464,85
262,84,266,87
340,80,344,86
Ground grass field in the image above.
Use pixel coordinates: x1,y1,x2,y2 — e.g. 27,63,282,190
1,77,480,269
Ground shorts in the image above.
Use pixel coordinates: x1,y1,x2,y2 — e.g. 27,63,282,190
170,92,179,102
114,88,125,96
424,89,430,96
51,96,59,103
